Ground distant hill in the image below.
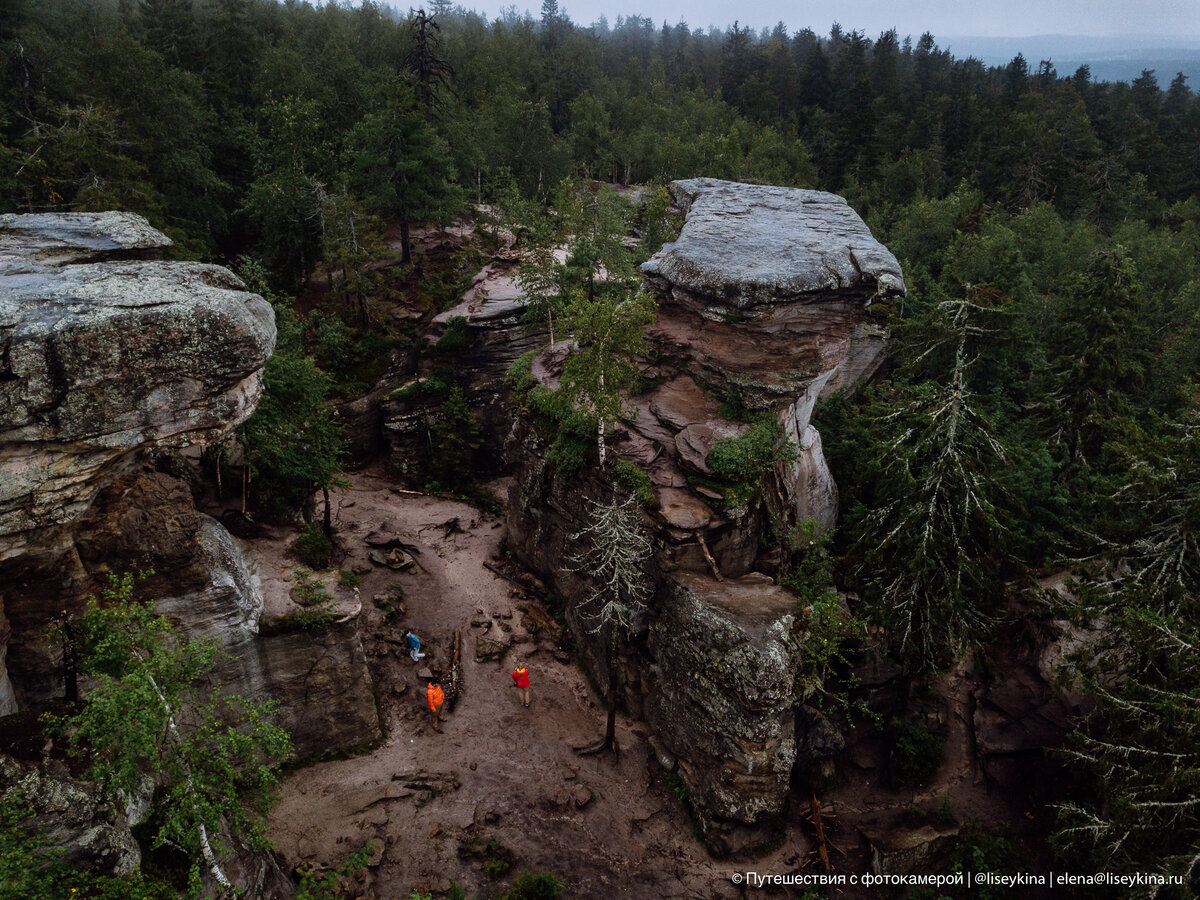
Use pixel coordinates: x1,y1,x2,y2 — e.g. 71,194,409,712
943,34,1200,85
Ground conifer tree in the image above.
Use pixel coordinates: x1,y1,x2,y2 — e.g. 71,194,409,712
567,493,653,756
854,298,1009,676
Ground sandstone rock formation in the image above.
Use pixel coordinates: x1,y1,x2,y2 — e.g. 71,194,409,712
0,753,142,876
642,177,903,529
382,262,547,480
0,213,379,758
505,179,904,854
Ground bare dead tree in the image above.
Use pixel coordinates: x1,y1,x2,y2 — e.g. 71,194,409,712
565,493,652,757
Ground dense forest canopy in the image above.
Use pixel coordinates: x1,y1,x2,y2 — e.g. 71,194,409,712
3,0,1198,263
4,0,1200,893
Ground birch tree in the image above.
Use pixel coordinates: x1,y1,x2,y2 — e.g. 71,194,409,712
57,574,292,893
558,288,655,467
566,493,653,756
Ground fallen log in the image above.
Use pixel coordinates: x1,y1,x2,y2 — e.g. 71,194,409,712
447,628,463,710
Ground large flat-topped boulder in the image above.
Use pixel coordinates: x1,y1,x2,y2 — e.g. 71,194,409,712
640,179,904,530
0,212,274,713
644,178,903,308
0,214,275,556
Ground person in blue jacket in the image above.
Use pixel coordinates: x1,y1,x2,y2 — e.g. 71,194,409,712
404,630,425,662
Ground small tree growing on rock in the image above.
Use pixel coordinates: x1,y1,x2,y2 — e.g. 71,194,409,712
566,493,653,757
54,573,293,893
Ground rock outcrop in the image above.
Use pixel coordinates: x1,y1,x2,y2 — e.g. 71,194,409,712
0,213,380,759
505,180,904,854
382,262,546,480
0,753,141,876
0,212,275,560
642,178,903,529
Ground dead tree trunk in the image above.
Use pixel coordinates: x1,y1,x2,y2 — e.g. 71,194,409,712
447,628,463,710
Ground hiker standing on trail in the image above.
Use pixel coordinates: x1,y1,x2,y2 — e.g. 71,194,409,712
426,677,445,731
405,630,425,662
511,664,531,708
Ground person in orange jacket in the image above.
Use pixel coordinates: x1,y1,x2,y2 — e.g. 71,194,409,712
426,677,445,731
511,664,531,708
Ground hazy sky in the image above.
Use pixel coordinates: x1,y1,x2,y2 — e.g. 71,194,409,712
465,0,1200,39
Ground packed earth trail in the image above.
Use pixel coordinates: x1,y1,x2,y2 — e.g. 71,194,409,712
263,471,803,899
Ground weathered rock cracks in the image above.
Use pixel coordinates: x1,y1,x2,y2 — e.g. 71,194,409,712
0,213,380,758
505,179,904,854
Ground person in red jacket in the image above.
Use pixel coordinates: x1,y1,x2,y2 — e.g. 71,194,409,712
426,677,445,731
511,664,531,708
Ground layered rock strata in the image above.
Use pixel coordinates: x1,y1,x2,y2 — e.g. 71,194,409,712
0,213,379,757
642,177,903,529
382,263,546,480
506,179,903,853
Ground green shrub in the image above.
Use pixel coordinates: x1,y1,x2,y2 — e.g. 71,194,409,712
390,366,454,402
0,794,178,900
506,349,539,403
780,520,835,607
338,569,360,588
435,315,473,352
895,717,944,784
499,870,568,900
427,385,482,490
297,841,376,900
613,459,656,507
457,837,514,879
294,522,333,569
707,414,798,484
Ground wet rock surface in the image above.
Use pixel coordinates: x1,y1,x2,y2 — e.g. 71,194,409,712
0,213,378,759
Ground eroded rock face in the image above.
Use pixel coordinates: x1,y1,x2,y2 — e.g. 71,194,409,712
643,177,903,529
0,214,274,560
0,754,141,876
0,213,271,706
382,263,546,479
505,180,904,854
648,574,805,855
0,213,379,760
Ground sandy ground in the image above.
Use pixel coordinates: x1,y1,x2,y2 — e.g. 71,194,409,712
257,470,1052,899
263,471,805,899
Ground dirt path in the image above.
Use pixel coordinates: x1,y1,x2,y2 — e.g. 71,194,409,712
265,472,798,899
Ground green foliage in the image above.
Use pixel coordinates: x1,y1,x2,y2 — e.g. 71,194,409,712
612,459,656,507
779,520,836,607
499,870,568,900
391,367,456,402
427,384,482,491
506,350,540,404
708,415,798,483
239,296,346,521
435,315,473,353
529,385,597,477
841,299,1010,676
781,523,871,717
0,793,178,900
457,837,514,879
338,570,360,589
296,840,377,900
1051,579,1200,892
706,414,800,507
53,574,292,886
894,717,943,785
295,522,334,570
946,827,1021,900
